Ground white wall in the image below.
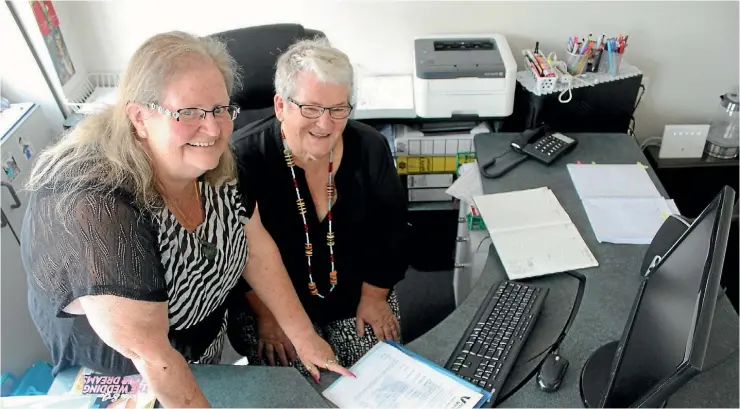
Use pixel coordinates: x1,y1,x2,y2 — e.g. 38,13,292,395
0,2,65,131
54,0,739,139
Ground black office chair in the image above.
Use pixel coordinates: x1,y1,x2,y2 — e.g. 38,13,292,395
209,24,327,130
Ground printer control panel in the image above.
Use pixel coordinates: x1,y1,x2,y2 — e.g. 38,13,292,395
434,40,495,51
415,37,506,80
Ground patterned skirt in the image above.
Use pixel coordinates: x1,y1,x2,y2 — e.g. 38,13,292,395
227,290,401,376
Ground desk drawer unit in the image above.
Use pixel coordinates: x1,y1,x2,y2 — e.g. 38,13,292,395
453,200,491,306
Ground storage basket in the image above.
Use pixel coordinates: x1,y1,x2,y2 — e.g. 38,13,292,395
66,72,121,114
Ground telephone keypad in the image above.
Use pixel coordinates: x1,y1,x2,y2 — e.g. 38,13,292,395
522,132,577,165
534,135,566,156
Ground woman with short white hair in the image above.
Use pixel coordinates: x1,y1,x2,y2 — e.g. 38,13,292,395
229,37,409,377
21,31,351,408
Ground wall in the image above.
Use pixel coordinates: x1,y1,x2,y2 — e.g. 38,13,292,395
0,2,65,131
53,0,739,139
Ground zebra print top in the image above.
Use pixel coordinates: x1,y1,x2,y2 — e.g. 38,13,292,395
21,178,250,376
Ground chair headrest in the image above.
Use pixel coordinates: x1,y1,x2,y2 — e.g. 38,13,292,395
210,24,326,111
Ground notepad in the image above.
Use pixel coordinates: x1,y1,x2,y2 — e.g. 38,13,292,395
473,187,598,280
567,164,680,244
323,341,491,409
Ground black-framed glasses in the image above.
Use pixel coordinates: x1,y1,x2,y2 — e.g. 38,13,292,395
143,102,240,123
288,97,353,120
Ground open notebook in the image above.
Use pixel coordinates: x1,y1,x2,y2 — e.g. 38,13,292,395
567,164,680,244
473,187,598,280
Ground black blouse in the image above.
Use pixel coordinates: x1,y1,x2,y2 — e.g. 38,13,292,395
21,180,250,376
230,116,409,324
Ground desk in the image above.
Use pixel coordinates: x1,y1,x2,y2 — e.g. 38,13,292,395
49,134,739,407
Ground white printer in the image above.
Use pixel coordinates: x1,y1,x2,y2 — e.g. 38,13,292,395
413,34,517,118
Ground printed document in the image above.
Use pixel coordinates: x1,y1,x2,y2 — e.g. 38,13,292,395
473,187,598,280
446,162,484,204
567,164,680,244
322,342,487,409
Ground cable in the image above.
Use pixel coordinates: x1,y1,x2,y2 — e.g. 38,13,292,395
639,136,662,151
496,276,731,406
495,270,587,405
633,84,646,114
629,84,646,138
479,150,514,169
476,236,492,252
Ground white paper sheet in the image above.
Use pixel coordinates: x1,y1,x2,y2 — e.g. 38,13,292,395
566,164,680,244
582,197,677,244
356,75,414,110
567,164,662,199
473,187,572,232
473,187,598,280
445,162,484,204
322,342,484,409
491,223,600,279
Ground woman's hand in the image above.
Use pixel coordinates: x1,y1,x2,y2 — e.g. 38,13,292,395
255,313,297,366
293,332,356,384
356,290,400,343
243,209,354,382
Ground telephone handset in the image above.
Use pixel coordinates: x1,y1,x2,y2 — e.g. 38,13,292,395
480,124,578,178
511,125,578,165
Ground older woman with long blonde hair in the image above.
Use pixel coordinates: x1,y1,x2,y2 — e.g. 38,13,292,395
21,31,351,408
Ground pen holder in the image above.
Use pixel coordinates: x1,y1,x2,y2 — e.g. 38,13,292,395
586,49,603,73
564,50,591,75
523,56,556,94
598,50,624,76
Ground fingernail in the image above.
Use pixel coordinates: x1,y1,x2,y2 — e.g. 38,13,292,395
314,377,320,384
351,372,358,378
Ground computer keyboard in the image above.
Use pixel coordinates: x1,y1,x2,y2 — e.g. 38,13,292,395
445,280,549,405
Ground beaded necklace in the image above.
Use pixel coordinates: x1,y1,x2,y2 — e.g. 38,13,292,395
281,131,337,298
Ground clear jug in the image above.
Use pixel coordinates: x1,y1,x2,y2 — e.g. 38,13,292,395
705,93,739,159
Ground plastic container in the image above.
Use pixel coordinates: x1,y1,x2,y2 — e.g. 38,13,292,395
66,72,121,114
586,49,603,72
705,93,739,159
564,50,591,75
598,51,624,76
523,57,556,94
0,361,54,397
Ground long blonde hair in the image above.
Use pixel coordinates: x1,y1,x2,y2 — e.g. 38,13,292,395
26,31,242,213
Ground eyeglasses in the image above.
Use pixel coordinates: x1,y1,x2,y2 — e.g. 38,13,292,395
142,102,240,124
288,98,353,120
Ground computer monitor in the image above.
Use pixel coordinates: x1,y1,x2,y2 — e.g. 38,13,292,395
579,186,736,408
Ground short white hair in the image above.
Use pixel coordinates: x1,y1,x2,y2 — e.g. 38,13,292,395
274,37,355,104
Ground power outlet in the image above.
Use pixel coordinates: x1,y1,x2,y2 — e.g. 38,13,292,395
659,124,711,158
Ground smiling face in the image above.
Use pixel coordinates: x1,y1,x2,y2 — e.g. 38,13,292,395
274,71,351,162
131,57,233,184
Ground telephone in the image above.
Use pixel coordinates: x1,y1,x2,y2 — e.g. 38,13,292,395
511,125,578,165
480,124,578,178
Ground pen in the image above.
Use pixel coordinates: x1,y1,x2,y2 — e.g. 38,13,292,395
525,50,544,77
607,40,615,75
533,52,556,77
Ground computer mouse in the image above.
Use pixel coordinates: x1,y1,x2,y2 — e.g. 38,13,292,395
537,353,569,392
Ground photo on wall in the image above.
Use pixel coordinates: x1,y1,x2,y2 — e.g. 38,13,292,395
30,0,75,86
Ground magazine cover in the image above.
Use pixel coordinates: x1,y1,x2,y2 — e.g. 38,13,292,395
70,367,156,409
